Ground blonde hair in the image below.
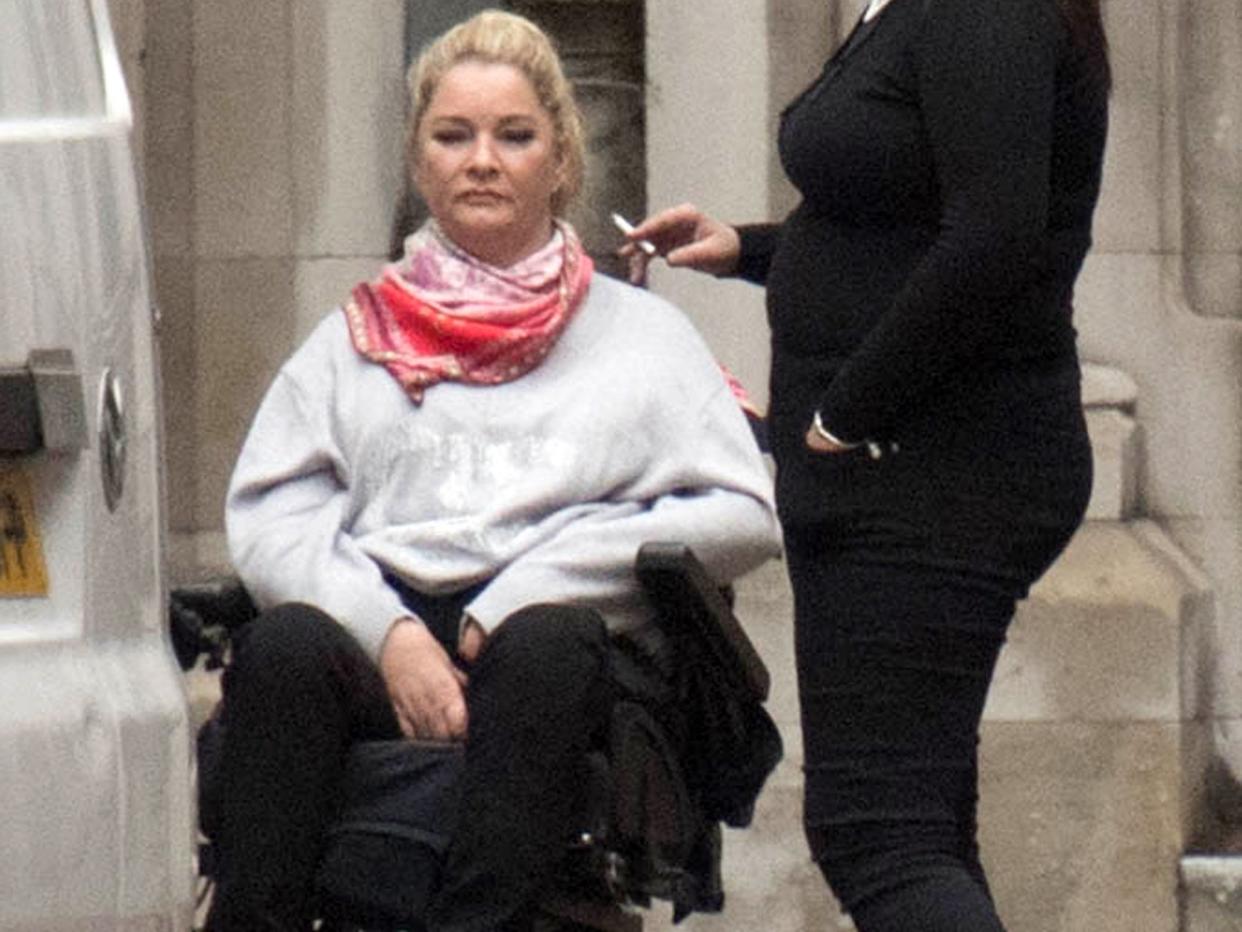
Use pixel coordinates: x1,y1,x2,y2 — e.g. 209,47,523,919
406,9,585,216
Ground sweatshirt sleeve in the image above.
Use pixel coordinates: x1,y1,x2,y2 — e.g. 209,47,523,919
225,356,409,660
816,0,1061,442
464,346,782,634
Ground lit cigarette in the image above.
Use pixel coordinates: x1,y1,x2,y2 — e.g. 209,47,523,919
611,212,657,256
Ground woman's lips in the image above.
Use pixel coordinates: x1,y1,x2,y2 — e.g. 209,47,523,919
458,190,506,204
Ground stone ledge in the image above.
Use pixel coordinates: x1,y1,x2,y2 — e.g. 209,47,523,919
982,721,1195,932
1181,855,1242,932
980,522,1213,931
1082,361,1139,410
987,520,1215,723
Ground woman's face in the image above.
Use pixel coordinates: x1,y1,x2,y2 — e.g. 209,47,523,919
414,60,563,267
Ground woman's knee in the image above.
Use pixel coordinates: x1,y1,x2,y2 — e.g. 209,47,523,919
228,602,361,686
469,604,612,726
480,604,608,676
221,601,397,741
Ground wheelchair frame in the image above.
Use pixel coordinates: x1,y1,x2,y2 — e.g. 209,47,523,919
170,543,775,932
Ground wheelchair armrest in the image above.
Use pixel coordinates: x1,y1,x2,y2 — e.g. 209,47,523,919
167,551,772,701
635,543,770,702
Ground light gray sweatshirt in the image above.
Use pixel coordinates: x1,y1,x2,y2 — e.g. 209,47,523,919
226,274,782,659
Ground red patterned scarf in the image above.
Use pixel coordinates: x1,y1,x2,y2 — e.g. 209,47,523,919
345,221,593,403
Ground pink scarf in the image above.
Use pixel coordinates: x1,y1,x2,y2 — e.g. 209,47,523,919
345,221,593,402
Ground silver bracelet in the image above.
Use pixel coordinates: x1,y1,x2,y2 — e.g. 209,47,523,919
811,410,861,449
812,411,898,460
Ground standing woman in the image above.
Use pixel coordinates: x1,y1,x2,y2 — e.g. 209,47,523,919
626,0,1110,929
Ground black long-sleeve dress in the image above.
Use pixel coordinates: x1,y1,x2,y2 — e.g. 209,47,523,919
740,0,1106,586
735,1,1108,929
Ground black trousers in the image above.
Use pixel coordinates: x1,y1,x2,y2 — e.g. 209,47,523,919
205,601,614,932
785,488,1088,930
787,545,1012,932
773,361,1092,932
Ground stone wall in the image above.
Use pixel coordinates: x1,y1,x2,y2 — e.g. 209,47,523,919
1070,2,1242,814
138,0,407,557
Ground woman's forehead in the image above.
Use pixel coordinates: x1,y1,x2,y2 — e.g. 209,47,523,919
425,60,547,119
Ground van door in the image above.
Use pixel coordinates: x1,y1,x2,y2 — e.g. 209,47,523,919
0,1,194,929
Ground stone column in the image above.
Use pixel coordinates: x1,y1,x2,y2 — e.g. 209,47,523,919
643,0,774,407
147,0,406,570
143,0,199,542
1171,0,1242,838
1180,0,1242,320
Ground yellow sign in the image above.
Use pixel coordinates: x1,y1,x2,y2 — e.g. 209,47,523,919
0,466,49,597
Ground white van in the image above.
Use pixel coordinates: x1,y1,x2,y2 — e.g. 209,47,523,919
0,1,195,929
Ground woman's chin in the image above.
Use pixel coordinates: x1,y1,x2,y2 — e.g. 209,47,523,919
438,219,549,267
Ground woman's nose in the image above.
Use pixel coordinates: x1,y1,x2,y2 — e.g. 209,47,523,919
466,137,499,175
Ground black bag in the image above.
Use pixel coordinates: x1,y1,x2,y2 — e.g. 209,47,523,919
606,698,724,919
678,654,783,828
315,739,465,929
635,544,783,828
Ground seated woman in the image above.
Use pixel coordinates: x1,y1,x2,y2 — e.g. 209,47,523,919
205,10,781,932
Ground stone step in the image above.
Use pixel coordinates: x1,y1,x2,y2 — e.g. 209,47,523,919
1181,855,1242,932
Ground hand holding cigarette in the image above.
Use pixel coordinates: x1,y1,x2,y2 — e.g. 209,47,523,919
611,212,657,256
614,205,742,285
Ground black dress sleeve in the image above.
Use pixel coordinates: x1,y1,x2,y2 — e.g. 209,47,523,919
733,223,782,287
817,0,1063,442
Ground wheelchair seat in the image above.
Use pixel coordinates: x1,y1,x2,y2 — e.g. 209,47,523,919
172,543,780,932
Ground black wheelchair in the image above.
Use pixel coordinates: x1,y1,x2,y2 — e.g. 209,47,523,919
170,543,782,932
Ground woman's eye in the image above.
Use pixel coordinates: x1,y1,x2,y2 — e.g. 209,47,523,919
500,129,536,145
432,130,470,146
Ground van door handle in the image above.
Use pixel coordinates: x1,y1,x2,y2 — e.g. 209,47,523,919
0,349,88,454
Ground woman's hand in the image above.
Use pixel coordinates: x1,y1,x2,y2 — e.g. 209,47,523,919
380,617,469,741
620,203,741,285
457,616,488,664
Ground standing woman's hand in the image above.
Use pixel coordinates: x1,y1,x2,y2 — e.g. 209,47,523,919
620,203,741,285
380,617,469,741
